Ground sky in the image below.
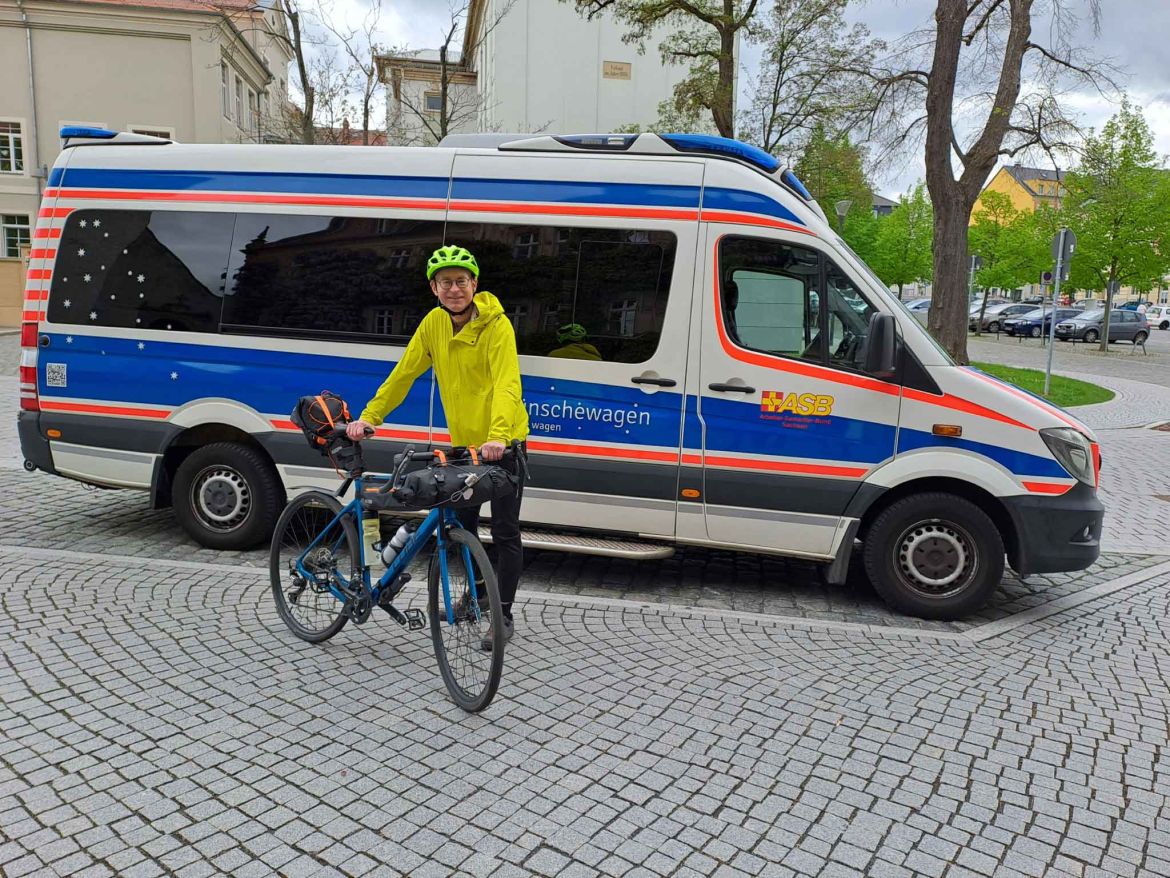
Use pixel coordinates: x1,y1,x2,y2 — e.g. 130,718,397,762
322,0,1170,198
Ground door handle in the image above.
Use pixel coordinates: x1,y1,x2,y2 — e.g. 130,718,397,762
631,376,677,387
708,382,755,394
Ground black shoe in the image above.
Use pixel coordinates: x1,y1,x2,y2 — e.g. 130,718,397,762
480,617,514,652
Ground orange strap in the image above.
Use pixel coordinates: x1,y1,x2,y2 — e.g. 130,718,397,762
315,394,334,429
468,446,479,465
433,449,447,466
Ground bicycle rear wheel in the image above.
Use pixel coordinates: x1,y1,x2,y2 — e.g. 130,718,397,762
270,491,358,643
428,526,504,712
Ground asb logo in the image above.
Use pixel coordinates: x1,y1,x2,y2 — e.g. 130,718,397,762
761,390,835,417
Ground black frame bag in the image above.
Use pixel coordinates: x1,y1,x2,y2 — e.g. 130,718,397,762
363,462,518,512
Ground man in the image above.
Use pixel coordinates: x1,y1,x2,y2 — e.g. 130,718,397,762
347,245,529,649
548,323,602,361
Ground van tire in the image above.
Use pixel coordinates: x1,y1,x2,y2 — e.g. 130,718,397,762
173,442,283,550
863,493,1004,620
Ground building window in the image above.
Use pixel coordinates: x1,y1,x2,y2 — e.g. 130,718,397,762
424,92,442,113
247,91,257,137
2,214,31,258
0,122,24,174
609,298,637,337
513,231,539,260
221,63,229,118
386,247,410,268
235,76,244,125
371,308,394,334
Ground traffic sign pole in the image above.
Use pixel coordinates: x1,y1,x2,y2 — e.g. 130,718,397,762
1045,229,1076,396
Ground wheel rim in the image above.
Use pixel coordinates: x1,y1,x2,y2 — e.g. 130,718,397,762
190,465,251,533
275,500,352,636
1031,326,1041,338
431,540,499,708
893,519,977,600
1085,330,1098,342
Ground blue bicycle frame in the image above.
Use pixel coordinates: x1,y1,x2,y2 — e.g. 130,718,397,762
294,474,483,626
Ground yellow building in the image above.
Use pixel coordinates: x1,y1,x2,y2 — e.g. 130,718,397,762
979,164,1064,215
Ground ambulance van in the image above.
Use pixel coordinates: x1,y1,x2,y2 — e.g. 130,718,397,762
17,128,1104,619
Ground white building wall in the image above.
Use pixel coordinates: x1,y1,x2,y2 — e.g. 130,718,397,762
477,0,699,134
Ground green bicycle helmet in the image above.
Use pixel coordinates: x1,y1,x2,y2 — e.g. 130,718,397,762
426,245,479,280
557,323,588,343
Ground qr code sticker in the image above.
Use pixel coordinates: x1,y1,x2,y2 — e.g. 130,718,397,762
45,363,67,388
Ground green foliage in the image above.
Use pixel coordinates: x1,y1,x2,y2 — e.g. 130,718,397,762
972,363,1115,407
1063,101,1170,296
967,191,1050,291
794,124,872,223
867,183,933,297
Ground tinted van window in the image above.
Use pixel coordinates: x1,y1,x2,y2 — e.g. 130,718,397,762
222,215,445,340
444,222,677,363
47,209,233,332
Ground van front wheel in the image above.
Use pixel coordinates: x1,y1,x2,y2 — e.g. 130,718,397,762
173,442,284,550
863,493,1004,620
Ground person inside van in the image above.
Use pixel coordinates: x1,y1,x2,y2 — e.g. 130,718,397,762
548,323,602,360
346,245,529,650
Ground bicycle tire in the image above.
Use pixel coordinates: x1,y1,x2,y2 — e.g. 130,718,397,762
270,491,357,643
428,526,504,712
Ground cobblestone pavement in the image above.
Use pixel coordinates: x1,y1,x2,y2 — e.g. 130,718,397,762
2,549,1170,878
967,333,1170,391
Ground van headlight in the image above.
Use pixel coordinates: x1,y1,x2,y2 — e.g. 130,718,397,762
1040,427,1094,485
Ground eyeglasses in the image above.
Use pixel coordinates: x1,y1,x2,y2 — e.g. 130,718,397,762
435,278,473,291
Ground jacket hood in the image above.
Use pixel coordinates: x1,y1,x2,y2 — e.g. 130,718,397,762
451,291,505,344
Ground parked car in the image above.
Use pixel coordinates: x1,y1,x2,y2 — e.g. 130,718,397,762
1004,307,1079,338
969,297,1007,315
1021,296,1045,305
1118,300,1153,311
903,298,931,312
970,302,1037,332
1054,309,1150,344
1071,298,1106,310
1145,304,1170,330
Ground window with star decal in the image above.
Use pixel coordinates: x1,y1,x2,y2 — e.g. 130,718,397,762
47,210,234,332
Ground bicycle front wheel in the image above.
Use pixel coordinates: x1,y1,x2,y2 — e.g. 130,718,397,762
428,526,504,712
270,491,358,643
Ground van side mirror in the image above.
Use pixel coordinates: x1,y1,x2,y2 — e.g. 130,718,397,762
863,313,897,378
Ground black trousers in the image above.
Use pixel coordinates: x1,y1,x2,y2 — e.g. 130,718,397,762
455,447,525,620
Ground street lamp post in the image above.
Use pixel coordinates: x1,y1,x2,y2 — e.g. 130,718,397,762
834,199,853,233
1045,227,1076,397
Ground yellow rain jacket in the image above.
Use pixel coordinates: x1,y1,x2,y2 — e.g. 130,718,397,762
359,291,529,447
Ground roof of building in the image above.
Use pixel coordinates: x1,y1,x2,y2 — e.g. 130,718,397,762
1004,164,1064,197
872,194,897,209
62,0,261,11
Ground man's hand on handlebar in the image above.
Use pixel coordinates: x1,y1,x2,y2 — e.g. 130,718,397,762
346,419,374,441
480,440,506,462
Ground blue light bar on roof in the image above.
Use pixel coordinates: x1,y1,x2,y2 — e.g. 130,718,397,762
780,169,813,201
660,134,781,173
60,126,117,139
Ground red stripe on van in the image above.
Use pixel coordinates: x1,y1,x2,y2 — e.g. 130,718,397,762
29,249,56,260
1022,480,1073,495
25,290,49,301
41,400,171,419
33,228,61,239
49,188,448,212
527,440,680,463
700,210,815,235
962,367,1083,431
26,269,51,280
39,207,73,218
703,454,868,478
449,200,699,222
21,310,42,322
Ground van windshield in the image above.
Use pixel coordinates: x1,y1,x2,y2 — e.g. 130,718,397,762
832,233,956,365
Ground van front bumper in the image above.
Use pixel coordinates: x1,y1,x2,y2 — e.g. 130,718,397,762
1002,481,1103,576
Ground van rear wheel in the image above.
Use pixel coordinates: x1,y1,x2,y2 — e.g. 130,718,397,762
173,442,284,550
863,493,1004,620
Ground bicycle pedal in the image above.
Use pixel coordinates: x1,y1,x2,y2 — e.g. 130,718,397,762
403,608,426,631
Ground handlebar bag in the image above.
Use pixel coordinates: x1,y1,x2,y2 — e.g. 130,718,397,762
362,464,518,512
291,391,350,452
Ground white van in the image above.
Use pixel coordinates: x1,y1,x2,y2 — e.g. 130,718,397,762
18,128,1104,619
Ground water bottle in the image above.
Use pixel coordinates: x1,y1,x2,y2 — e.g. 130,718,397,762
362,514,381,563
381,522,415,567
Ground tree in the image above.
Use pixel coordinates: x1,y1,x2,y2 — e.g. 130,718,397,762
967,190,1023,331
794,125,872,226
870,184,933,300
319,0,385,145
562,1,764,138
1063,102,1170,350
854,0,1114,363
739,0,883,158
386,1,517,145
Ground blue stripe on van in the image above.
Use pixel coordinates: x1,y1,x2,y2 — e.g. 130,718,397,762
55,168,451,200
897,428,1069,479
703,187,803,224
450,177,702,210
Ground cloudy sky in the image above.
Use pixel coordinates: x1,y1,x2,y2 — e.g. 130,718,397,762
327,0,1170,197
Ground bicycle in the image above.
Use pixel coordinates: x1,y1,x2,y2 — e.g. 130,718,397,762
270,425,526,712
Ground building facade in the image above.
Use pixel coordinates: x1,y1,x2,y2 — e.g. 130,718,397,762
0,0,292,324
380,0,700,146
980,164,1064,214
